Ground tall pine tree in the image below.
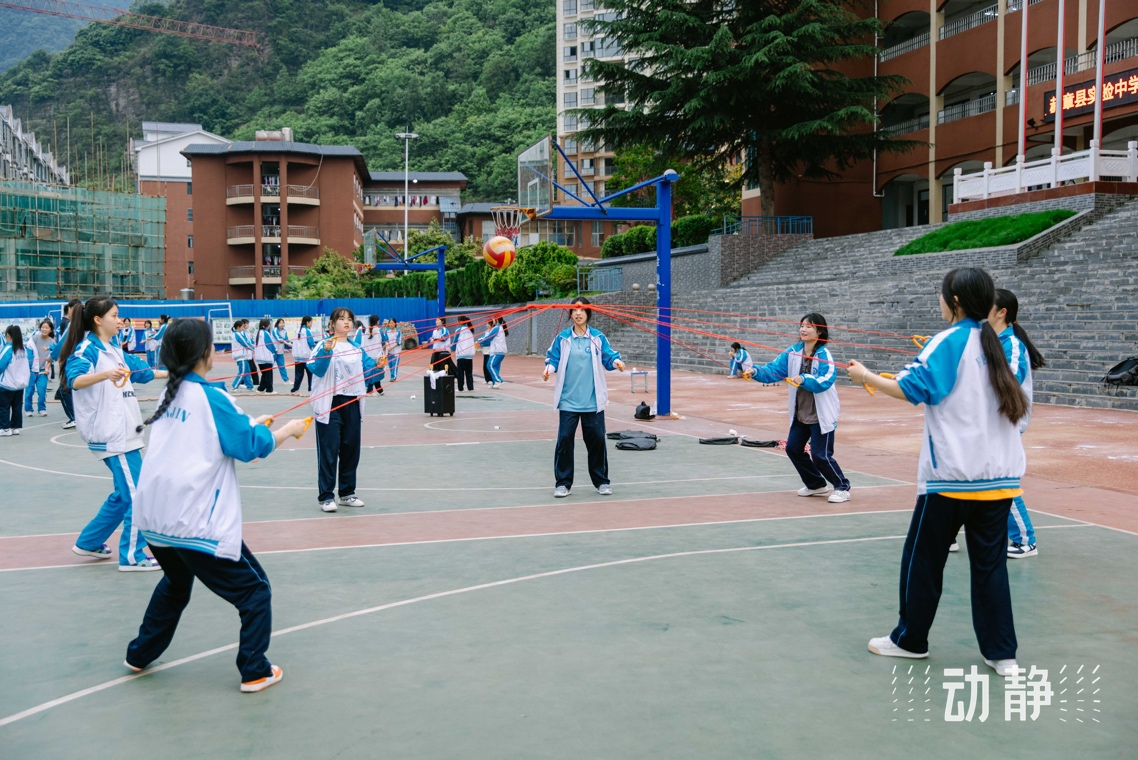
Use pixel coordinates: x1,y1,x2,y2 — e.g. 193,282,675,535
577,0,918,213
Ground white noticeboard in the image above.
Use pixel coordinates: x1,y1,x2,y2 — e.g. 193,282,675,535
212,320,234,346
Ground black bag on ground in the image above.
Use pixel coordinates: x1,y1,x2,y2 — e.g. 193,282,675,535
1101,357,1138,386
424,375,455,416
616,437,657,451
607,430,659,441
699,437,739,445
740,438,779,448
634,402,655,420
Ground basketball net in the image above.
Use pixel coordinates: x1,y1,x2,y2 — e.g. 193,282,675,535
490,206,534,246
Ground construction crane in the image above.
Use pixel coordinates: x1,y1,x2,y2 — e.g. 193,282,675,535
0,0,259,48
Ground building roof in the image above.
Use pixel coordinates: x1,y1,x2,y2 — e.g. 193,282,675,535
457,202,508,215
182,141,370,177
135,129,229,153
368,171,468,184
142,121,203,134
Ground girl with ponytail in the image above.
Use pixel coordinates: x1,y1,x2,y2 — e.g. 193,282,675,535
0,324,31,436
848,268,1026,677
990,288,1044,559
126,318,310,693
62,297,168,571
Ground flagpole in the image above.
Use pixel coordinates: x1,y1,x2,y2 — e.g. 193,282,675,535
1092,0,1106,146
1052,0,1066,187
1017,0,1029,159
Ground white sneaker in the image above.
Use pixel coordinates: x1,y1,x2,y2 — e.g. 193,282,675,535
119,557,162,572
339,495,365,508
868,635,928,659
39,411,48,417
797,485,831,497
597,483,612,496
554,485,570,498
321,500,338,513
12,429,19,435
240,664,284,693
984,658,1019,677
948,542,960,552
62,420,76,429
0,429,11,437
827,489,850,503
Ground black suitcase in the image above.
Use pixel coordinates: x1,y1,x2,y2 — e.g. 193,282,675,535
424,375,455,416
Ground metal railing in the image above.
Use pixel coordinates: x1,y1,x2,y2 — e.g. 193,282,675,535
879,32,930,62
954,141,1138,201
721,216,814,236
1006,88,1019,106
260,184,280,197
1007,0,1045,12
225,225,318,240
226,184,254,199
577,264,622,294
287,225,320,239
287,184,319,199
229,265,307,280
938,94,997,124
939,4,997,40
882,114,930,136
1028,38,1138,85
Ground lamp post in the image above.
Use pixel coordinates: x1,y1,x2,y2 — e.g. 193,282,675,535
395,130,419,251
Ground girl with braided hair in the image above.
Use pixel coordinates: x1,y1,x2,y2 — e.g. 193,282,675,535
60,297,168,571
126,318,310,693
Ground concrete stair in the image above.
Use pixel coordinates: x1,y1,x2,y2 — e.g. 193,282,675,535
602,198,1138,411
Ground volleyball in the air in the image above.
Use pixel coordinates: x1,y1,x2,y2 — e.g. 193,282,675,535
483,236,517,270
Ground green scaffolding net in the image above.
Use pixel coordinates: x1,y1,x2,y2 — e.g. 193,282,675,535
0,180,166,300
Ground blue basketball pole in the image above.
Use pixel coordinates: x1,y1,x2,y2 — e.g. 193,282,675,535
655,170,677,417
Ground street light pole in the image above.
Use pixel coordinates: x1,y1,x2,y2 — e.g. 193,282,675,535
395,130,419,252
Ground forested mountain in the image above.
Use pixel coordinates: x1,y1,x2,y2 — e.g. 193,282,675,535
0,2,121,72
0,0,555,200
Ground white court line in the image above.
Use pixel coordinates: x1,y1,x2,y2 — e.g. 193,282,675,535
1030,508,1138,537
0,532,912,728
0,458,111,481
277,437,556,451
49,433,87,449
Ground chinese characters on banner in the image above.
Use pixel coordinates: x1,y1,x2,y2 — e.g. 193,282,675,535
891,663,1100,722
1044,67,1138,122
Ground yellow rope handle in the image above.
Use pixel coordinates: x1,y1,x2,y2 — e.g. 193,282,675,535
911,335,930,348
783,377,801,388
111,365,129,388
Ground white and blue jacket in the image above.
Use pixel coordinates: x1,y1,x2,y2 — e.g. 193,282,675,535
118,325,135,351
0,341,33,391
478,325,507,355
153,322,167,350
253,328,279,364
429,326,450,350
65,333,155,459
271,326,290,354
544,326,622,412
895,318,1025,496
133,374,276,561
292,325,316,362
232,328,254,362
453,326,475,359
310,339,380,423
386,328,402,356
999,326,1033,433
50,323,70,362
750,342,841,435
729,347,754,377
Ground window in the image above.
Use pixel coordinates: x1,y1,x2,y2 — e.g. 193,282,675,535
605,86,625,105
602,157,617,176
188,261,194,275
563,45,577,62
564,23,577,39
580,88,595,105
580,158,595,176
185,158,191,167
563,0,576,13
563,92,578,108
481,220,497,241
580,0,594,10
564,114,578,131
591,221,605,246
563,68,577,84
186,182,192,195
580,137,595,153
186,208,193,222
581,40,595,58
563,137,578,154
563,182,579,198
187,235,194,249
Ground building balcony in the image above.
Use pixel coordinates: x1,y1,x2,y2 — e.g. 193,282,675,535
938,94,997,124
879,32,929,63
939,5,997,41
1027,38,1138,86
225,184,320,205
882,114,931,136
229,265,307,286
226,225,320,245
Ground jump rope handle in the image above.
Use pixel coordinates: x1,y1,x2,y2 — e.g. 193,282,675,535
911,335,930,348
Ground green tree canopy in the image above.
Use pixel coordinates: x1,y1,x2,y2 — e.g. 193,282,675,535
577,0,919,212
605,144,741,219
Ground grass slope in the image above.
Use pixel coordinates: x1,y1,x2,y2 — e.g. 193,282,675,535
895,209,1077,256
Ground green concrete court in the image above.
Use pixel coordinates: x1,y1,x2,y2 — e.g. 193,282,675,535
1,360,1135,758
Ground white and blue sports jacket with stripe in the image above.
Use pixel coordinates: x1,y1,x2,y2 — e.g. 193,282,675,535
478,324,507,355
0,341,33,391
253,328,279,364
999,325,1033,433
895,318,1025,495
65,333,155,458
292,325,316,362
232,328,253,362
134,374,276,561
749,342,841,435
544,326,622,412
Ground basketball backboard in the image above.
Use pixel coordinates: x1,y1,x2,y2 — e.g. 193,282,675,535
517,135,553,218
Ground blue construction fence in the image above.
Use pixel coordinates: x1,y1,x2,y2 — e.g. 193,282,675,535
0,297,439,348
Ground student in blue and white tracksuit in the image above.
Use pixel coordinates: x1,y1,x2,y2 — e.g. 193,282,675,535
143,320,158,368
543,298,624,497
60,297,169,570
52,299,83,428
746,313,851,503
428,317,455,375
992,288,1045,559
310,307,380,513
253,318,278,394
361,315,386,395
24,319,54,416
290,315,317,394
728,342,754,378
0,325,33,436
852,267,1029,675
126,318,310,692
479,317,508,388
384,318,402,381
453,315,476,391
152,315,169,369
230,320,255,390
271,318,290,382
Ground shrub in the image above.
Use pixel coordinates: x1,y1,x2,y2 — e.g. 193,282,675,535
671,214,717,247
895,210,1077,256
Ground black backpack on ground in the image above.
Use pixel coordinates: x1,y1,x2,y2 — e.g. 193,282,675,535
634,402,655,420
1101,357,1138,386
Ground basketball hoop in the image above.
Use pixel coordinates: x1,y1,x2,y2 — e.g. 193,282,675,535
353,262,371,275
490,206,534,245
